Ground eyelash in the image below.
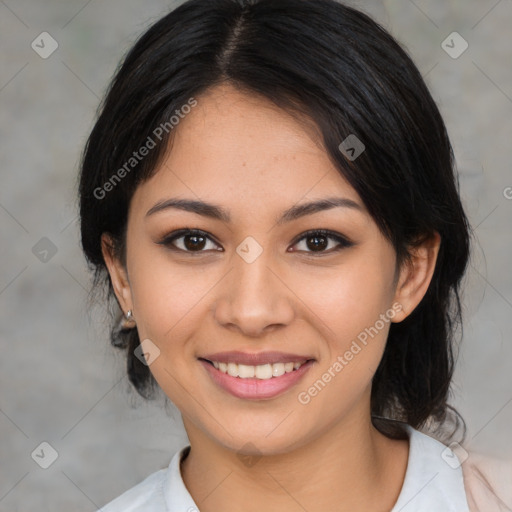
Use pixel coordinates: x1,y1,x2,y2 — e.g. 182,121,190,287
157,228,354,256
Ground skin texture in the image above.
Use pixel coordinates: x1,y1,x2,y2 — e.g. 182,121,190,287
102,84,441,512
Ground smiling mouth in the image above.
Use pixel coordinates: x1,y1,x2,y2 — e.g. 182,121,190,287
199,359,310,380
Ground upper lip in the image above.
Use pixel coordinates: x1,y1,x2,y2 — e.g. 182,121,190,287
200,351,315,366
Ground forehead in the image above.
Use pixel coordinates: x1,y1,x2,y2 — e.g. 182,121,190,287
131,84,362,218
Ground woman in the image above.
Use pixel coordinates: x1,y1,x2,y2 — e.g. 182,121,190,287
78,0,510,510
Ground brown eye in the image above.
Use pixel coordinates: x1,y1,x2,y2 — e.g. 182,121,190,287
183,233,207,251
305,233,329,251
158,229,222,253
290,229,354,254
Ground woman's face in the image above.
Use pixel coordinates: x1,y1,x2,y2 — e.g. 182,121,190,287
107,84,410,455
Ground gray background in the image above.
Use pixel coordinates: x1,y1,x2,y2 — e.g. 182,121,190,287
1,0,511,510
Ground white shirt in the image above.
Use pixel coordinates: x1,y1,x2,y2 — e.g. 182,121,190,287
97,424,505,511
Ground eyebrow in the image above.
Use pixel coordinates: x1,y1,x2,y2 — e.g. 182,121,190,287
145,196,363,224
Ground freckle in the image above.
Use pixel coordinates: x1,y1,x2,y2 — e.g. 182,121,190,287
242,162,246,167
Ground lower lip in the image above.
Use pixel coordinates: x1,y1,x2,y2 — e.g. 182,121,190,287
200,359,314,400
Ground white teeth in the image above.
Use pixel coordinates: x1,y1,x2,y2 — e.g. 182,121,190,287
272,363,285,377
284,362,294,373
210,360,307,379
238,364,255,378
227,362,239,377
255,363,273,379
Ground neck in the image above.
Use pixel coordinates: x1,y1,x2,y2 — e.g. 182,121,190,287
180,402,409,512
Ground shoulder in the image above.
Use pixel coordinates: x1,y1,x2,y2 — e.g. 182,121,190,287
97,466,168,512
390,423,470,511
401,427,470,509
406,424,512,512
97,444,195,512
461,450,512,512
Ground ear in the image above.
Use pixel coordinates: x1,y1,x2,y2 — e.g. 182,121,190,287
391,231,441,323
101,233,133,315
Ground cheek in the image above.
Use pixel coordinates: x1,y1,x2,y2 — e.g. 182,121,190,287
126,252,209,405
288,251,396,351
288,250,396,407
127,243,212,340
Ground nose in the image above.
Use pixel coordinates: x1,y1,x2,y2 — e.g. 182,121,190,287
213,247,295,338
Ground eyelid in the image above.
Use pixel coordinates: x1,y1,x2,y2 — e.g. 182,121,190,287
157,228,354,254
289,229,354,253
157,228,223,254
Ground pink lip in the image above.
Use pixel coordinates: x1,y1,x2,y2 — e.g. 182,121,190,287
199,358,315,400
200,351,314,366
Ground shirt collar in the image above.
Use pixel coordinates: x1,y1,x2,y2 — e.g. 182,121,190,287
164,445,199,511
391,424,470,511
